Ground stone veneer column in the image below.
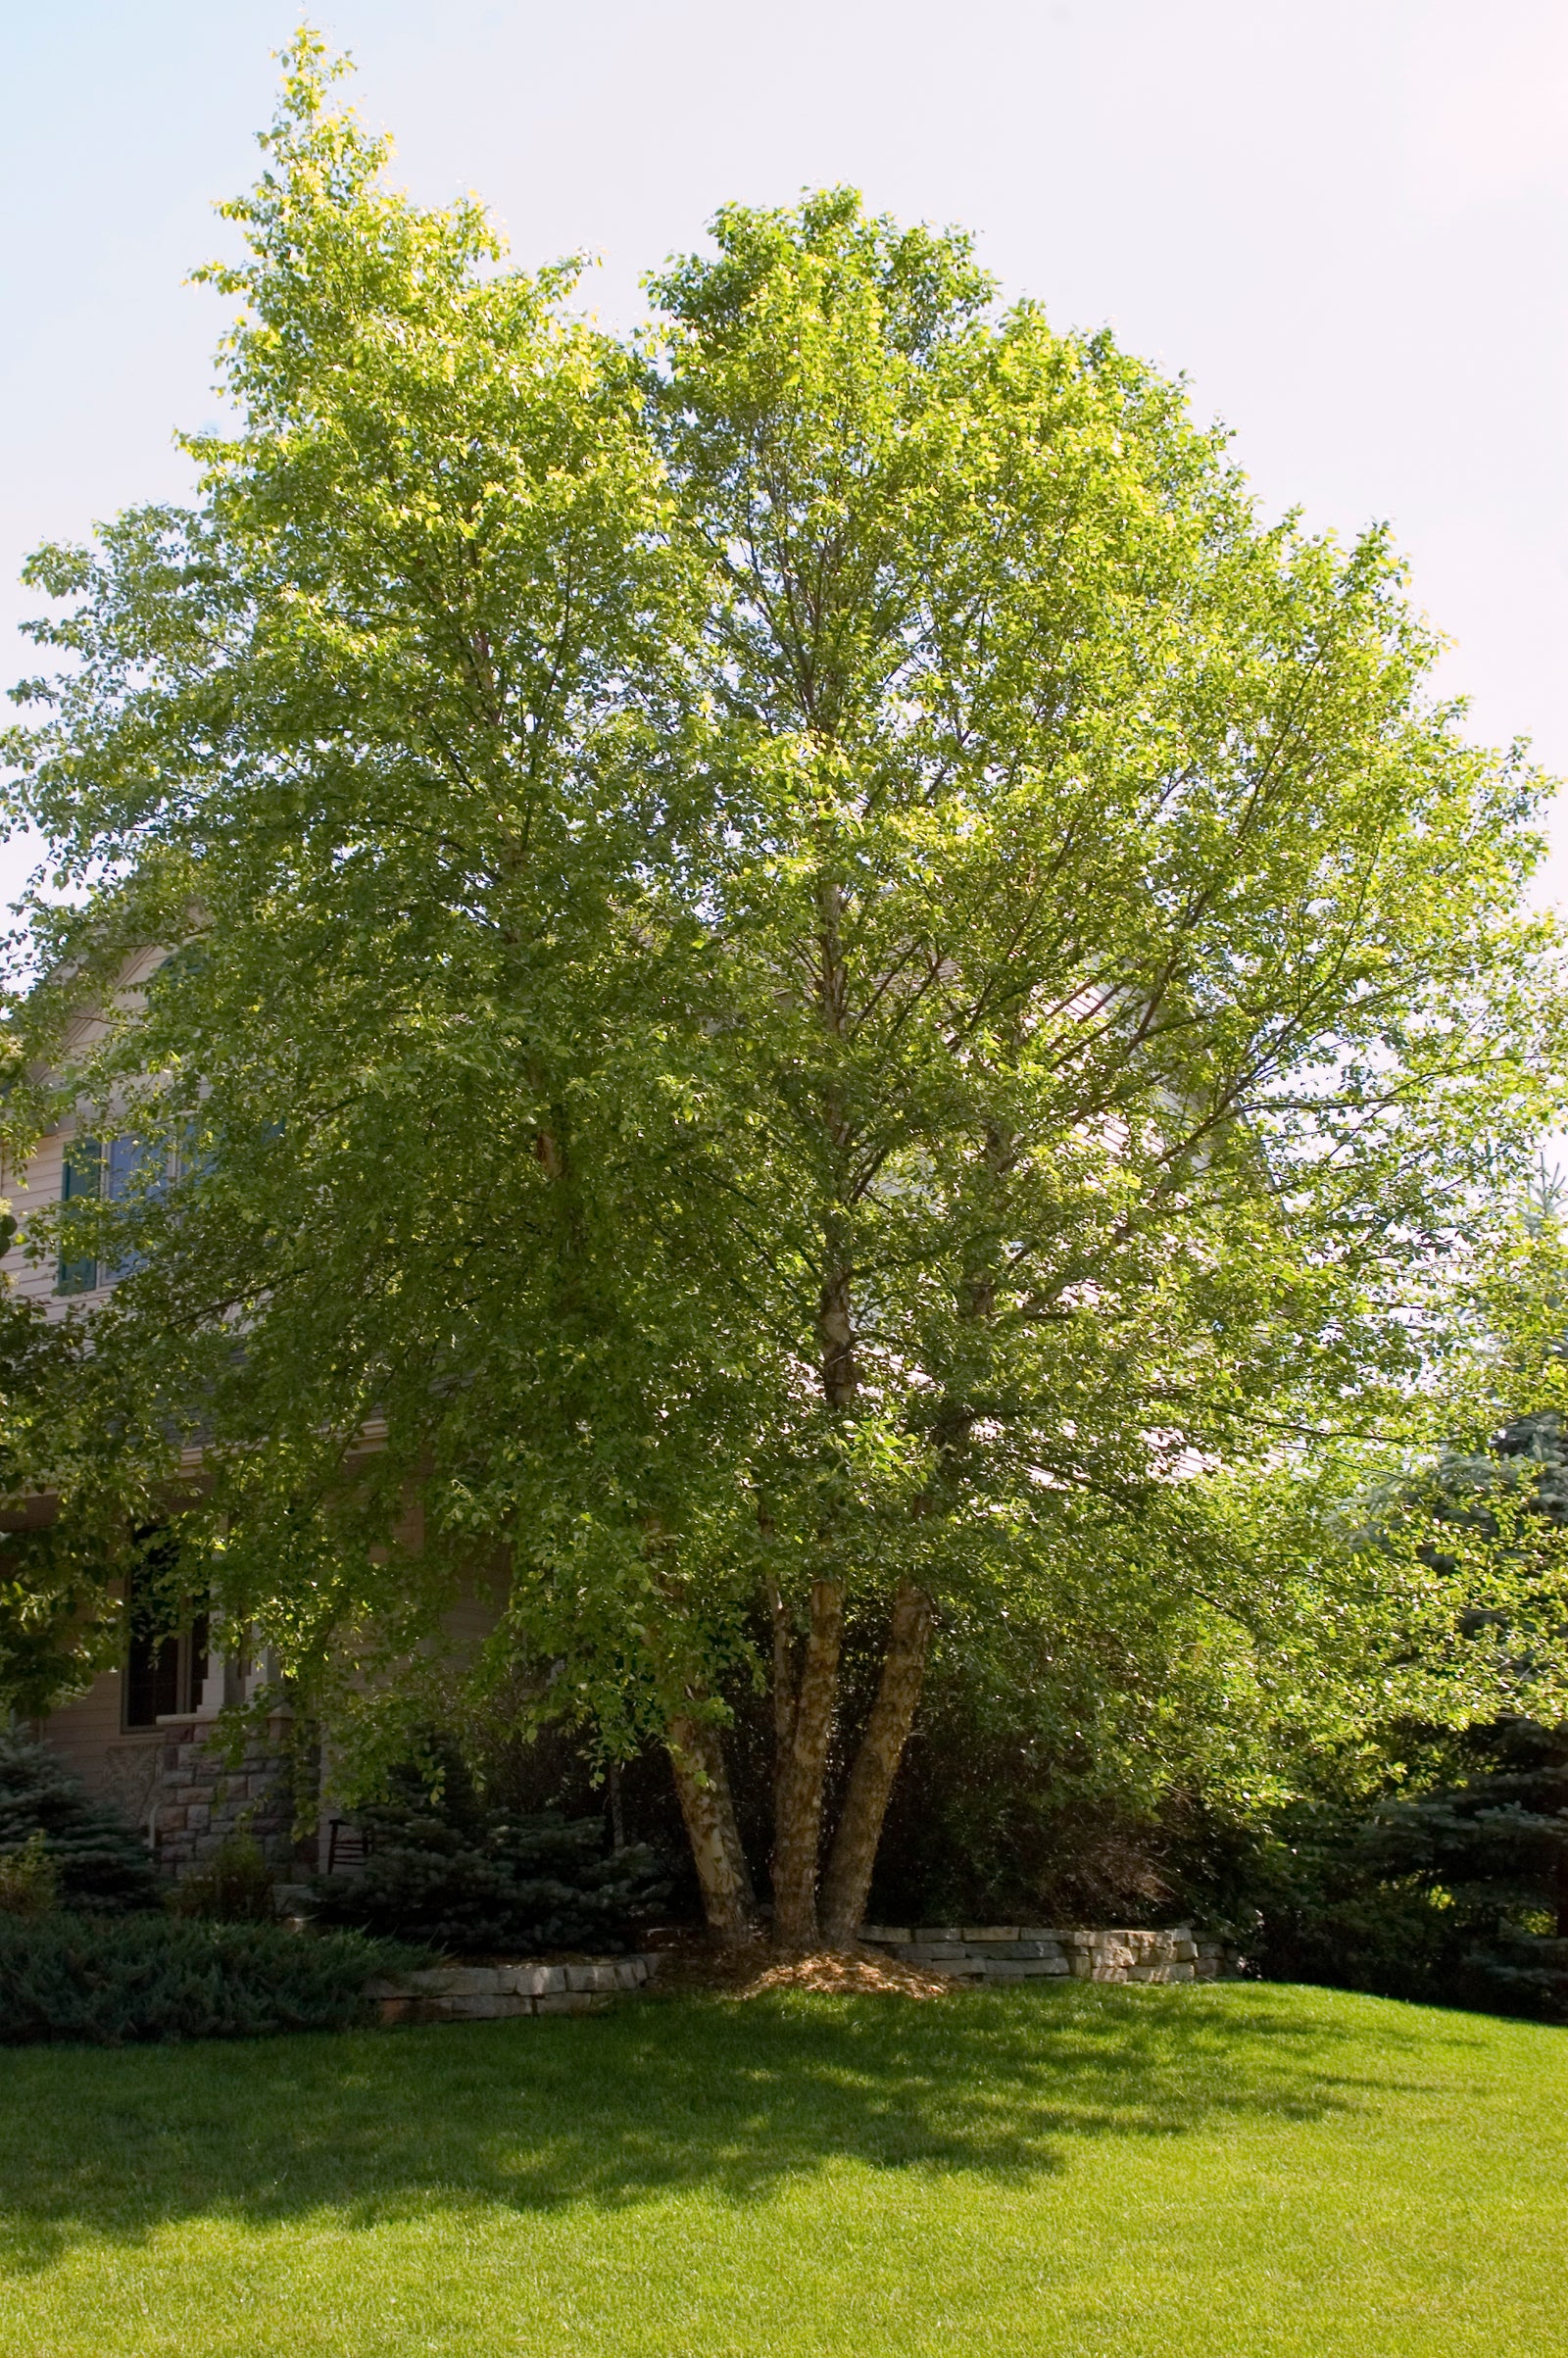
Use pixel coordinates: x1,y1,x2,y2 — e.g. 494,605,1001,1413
148,1640,316,1888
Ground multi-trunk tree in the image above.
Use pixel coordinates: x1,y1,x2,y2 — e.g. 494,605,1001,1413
4,36,1566,1945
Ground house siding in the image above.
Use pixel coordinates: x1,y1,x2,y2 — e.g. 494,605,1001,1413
31,1666,127,1785
2,1122,83,1312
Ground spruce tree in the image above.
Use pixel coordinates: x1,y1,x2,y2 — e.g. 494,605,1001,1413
309,1740,670,1953
0,1732,161,1913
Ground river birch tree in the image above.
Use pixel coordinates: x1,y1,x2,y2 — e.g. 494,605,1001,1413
5,39,1565,1946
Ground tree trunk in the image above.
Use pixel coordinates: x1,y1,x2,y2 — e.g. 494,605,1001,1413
819,1582,934,1944
770,1576,845,1947
767,1577,796,1813
665,1709,758,1940
764,866,858,1951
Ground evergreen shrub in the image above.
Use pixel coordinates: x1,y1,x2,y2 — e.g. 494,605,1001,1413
0,1913,412,2043
1236,1720,1568,2020
0,1732,160,1913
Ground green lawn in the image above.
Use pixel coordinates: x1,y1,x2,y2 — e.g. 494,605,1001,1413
0,1980,1563,2357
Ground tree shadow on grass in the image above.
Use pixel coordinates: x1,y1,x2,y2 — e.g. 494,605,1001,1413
0,1981,1469,2274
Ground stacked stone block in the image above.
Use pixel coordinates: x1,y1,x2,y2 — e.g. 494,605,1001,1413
858,1924,1240,1982
368,1953,661,2024
148,1718,306,1883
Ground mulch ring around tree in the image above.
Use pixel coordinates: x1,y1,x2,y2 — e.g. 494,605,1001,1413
638,1927,955,1999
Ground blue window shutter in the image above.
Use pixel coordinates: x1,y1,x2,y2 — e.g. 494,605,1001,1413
57,1136,101,1295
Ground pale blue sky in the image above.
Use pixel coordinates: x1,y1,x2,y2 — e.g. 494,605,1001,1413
4,1,1567,902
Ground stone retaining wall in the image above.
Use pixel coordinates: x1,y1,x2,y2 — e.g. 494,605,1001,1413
366,1930,1245,2026
368,1953,661,2024
858,1924,1242,1982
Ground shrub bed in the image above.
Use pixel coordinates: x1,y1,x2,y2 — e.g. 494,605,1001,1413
0,1913,416,2045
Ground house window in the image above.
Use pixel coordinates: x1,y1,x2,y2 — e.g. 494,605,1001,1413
102,1134,168,1282
124,1539,208,1730
56,1132,170,1295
